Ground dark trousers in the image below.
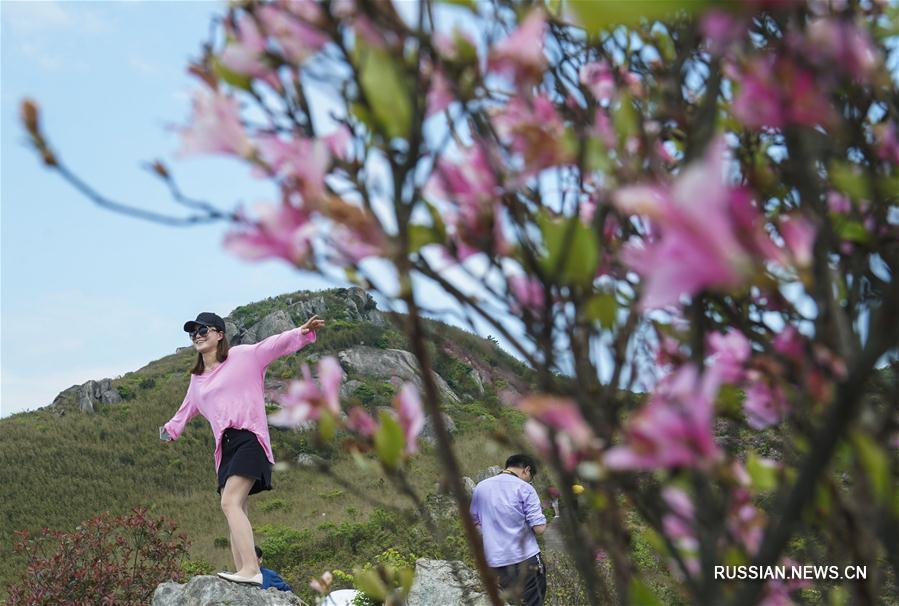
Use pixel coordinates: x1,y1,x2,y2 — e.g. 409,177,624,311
493,553,546,606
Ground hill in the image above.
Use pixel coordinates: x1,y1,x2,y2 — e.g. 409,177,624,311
0,288,538,602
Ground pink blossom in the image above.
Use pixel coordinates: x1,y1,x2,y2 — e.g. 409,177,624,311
579,61,615,103
743,375,788,430
874,123,899,165
521,396,595,470
806,19,878,81
179,89,253,157
258,4,328,65
591,109,616,149
733,55,833,130
603,364,721,471
257,134,331,204
426,68,454,117
268,357,343,427
427,144,501,259
487,9,546,84
701,10,745,55
660,486,700,577
661,487,697,549
778,215,816,268
728,488,765,554
323,125,352,161
394,383,425,455
347,406,378,438
707,329,751,383
219,13,280,89
772,326,804,364
224,201,316,266
612,138,772,310
524,420,578,471
309,571,333,595
509,274,546,313
827,191,852,214
492,94,569,175
519,396,595,448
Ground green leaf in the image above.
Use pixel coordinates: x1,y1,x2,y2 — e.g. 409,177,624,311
832,217,872,244
212,55,253,91
408,224,441,252
318,410,337,442
353,567,388,601
829,161,870,201
586,293,617,329
352,41,412,140
539,212,599,285
851,431,889,502
612,94,638,143
374,411,404,469
569,0,707,32
746,451,778,493
629,578,661,606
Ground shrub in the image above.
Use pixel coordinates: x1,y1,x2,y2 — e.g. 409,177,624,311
7,506,189,606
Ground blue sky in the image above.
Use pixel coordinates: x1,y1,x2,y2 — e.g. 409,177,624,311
1,1,341,416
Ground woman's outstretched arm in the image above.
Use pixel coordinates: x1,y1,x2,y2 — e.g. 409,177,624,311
251,315,325,368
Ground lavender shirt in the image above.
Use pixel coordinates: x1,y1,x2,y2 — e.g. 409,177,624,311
470,472,547,567
164,328,316,472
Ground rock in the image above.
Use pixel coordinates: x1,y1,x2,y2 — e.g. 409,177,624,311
406,559,491,606
295,453,327,468
152,575,302,605
52,378,122,413
337,346,460,404
338,379,364,400
420,412,457,447
476,466,502,483
468,368,485,395
243,310,297,345
463,476,476,496
425,493,457,520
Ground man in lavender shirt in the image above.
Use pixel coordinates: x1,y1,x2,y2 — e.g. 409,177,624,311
471,454,548,606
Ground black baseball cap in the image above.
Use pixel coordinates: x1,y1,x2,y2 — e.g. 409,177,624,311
183,312,226,333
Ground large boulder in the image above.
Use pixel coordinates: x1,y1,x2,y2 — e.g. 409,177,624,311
51,378,121,413
337,346,460,404
241,310,297,345
476,466,503,483
152,575,302,605
406,559,491,606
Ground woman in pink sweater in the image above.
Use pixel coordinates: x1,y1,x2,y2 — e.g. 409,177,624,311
161,311,325,585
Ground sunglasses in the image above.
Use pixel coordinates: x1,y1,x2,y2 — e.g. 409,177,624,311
189,325,219,340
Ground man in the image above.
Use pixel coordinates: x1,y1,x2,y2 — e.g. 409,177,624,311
470,454,548,606
254,545,293,592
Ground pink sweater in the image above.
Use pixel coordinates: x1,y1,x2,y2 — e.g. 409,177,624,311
164,328,317,471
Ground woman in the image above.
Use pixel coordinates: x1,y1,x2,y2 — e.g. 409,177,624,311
161,310,325,585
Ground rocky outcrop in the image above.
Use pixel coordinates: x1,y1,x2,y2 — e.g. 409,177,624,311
476,466,502,483
152,575,302,605
228,287,385,346
406,559,491,606
51,378,121,413
420,412,457,446
337,346,460,404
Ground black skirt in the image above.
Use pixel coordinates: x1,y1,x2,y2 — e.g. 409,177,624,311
217,428,273,495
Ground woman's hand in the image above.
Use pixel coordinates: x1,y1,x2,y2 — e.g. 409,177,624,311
300,314,325,335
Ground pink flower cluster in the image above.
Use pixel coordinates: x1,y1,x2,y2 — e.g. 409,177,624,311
520,396,597,470
603,364,721,471
268,357,425,458
612,138,782,310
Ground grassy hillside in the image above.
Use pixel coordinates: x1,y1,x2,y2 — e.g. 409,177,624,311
0,289,542,602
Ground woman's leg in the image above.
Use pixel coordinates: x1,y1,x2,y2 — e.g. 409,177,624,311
221,475,259,577
226,500,250,572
